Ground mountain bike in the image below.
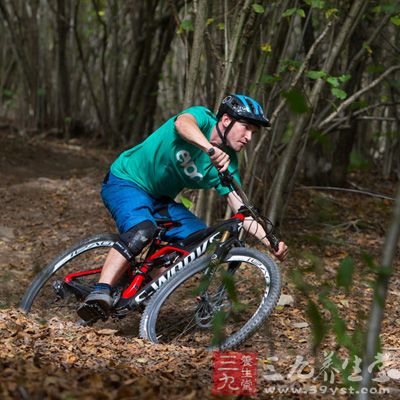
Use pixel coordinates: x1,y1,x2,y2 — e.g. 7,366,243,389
20,171,282,350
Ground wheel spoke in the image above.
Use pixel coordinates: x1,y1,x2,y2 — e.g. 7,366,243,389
21,236,117,320
151,252,276,348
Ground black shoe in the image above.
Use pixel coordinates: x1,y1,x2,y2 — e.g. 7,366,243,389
77,289,112,323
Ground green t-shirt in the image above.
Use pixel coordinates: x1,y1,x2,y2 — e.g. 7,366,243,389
110,106,241,199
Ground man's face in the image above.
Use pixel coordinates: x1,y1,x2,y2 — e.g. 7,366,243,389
225,118,259,152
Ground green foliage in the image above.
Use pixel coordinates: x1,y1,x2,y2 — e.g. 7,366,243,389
2,89,14,98
221,271,239,305
326,76,340,87
349,99,369,110
310,194,341,225
306,71,350,99
179,195,193,210
349,150,370,171
178,19,194,33
282,121,294,143
281,88,309,114
260,43,272,53
279,59,302,73
390,15,400,26
282,8,306,18
252,4,265,14
307,299,327,350
372,3,400,14
362,42,373,55
209,268,245,345
325,8,339,19
217,22,225,30
306,70,327,80
336,257,355,292
297,8,306,18
290,253,374,389
309,129,332,150
2,89,16,108
331,88,347,100
37,88,46,97
260,73,282,85
366,64,385,73
338,74,351,83
211,310,227,346
304,0,326,9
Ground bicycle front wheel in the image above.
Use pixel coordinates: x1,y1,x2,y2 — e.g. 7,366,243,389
20,234,118,317
139,247,281,350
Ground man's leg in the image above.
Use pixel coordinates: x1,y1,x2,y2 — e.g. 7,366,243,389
98,248,130,286
77,220,156,322
160,202,207,242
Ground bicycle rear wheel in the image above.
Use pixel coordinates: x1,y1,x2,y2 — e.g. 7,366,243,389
20,234,118,318
139,247,281,350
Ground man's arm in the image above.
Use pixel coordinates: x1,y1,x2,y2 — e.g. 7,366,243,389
226,191,288,261
175,113,230,172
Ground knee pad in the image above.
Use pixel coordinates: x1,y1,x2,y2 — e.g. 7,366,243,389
113,220,156,261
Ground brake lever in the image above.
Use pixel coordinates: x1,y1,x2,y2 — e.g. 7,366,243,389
266,230,281,252
208,146,282,253
219,171,234,187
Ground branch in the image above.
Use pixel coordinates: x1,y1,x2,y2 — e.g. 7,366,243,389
359,181,400,399
320,102,400,135
318,65,400,129
353,101,400,116
269,20,334,126
347,12,394,73
247,18,334,169
296,186,395,201
215,0,253,107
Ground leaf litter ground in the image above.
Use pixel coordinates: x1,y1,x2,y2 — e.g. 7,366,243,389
0,131,399,399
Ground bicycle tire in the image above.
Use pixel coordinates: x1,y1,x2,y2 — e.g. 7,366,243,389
20,234,118,315
139,247,281,350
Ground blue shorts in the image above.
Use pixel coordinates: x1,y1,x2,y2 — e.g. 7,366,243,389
101,172,207,241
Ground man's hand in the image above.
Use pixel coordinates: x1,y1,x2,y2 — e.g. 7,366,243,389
208,147,230,172
273,241,288,262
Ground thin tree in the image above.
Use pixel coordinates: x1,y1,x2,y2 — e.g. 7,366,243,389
358,181,400,399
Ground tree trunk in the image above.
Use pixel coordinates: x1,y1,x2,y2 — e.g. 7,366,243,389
183,0,208,108
267,0,368,225
56,0,71,137
358,182,400,399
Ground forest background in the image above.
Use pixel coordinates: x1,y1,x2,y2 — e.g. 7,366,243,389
1,0,400,398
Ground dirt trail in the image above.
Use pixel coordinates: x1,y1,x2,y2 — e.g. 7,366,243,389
0,131,399,399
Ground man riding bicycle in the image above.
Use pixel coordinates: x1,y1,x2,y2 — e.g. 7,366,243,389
77,94,288,322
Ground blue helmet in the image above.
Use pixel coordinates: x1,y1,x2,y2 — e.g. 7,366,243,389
217,94,270,127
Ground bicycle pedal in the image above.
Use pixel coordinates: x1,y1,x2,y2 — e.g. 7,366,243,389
77,302,109,323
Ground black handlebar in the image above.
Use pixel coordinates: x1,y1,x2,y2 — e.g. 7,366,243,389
207,147,281,252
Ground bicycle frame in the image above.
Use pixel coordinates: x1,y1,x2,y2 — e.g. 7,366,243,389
62,211,246,313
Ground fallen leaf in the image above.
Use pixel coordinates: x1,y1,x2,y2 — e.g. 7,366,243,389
97,328,118,335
